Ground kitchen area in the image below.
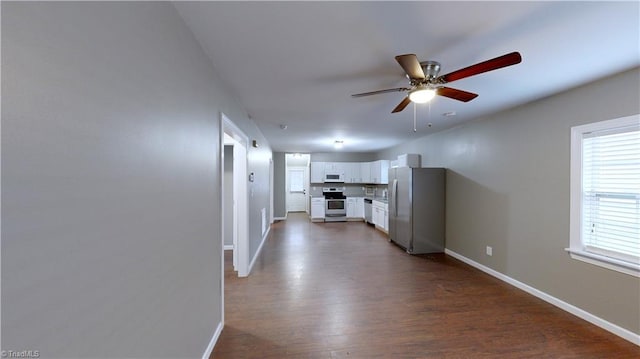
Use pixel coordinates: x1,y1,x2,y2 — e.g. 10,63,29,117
304,153,445,255
308,154,421,234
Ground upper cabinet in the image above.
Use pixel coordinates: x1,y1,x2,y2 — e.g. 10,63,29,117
309,160,389,184
370,160,389,184
310,162,326,183
344,162,361,183
360,162,371,183
325,162,345,174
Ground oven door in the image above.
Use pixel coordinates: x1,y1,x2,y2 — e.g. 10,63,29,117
325,198,346,215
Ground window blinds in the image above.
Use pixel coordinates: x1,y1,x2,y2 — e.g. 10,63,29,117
582,125,640,264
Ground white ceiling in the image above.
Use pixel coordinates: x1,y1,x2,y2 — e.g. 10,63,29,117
174,1,639,153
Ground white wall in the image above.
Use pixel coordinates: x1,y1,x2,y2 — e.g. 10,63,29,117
2,2,271,357
378,67,640,335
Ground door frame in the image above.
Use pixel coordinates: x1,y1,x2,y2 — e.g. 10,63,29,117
221,113,250,278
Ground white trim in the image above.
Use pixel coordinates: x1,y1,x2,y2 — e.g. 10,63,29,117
444,249,640,346
565,249,639,278
218,113,226,344
201,321,223,359
273,212,288,221
223,245,234,251
247,225,271,276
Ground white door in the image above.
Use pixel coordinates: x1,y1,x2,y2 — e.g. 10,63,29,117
287,167,307,212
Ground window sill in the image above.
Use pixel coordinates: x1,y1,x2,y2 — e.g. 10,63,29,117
565,248,640,278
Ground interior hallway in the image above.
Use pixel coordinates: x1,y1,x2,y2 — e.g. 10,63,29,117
213,213,639,358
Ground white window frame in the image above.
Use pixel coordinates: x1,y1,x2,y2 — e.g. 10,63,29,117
568,114,640,277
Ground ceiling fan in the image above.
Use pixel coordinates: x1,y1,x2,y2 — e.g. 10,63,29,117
352,52,522,113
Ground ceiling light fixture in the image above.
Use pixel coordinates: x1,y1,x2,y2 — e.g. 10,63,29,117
334,140,344,149
408,85,436,103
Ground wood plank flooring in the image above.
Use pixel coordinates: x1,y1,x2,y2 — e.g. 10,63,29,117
212,213,639,358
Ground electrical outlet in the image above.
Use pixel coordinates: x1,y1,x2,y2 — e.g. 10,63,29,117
486,246,493,256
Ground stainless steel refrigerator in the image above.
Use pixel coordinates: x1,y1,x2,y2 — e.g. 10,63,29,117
388,167,445,254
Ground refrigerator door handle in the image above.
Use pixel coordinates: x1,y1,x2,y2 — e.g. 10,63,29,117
392,179,398,217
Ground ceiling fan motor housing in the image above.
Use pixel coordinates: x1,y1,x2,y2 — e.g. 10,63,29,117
408,61,441,87
420,61,441,79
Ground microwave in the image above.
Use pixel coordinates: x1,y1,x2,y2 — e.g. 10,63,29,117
324,173,344,183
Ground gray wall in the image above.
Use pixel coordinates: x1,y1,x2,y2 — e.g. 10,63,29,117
224,145,234,246
273,152,287,219
2,2,271,357
378,67,640,334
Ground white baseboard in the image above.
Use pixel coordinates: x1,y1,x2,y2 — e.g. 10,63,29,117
273,212,287,221
202,321,223,359
223,245,233,251
247,225,270,275
444,249,640,346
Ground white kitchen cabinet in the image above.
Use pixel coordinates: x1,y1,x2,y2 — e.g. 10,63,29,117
343,162,361,183
370,160,390,184
382,203,388,232
343,163,353,183
324,162,345,174
372,200,381,226
356,197,364,218
311,197,325,221
397,154,421,168
346,197,357,218
311,160,389,184
310,162,325,183
347,197,364,219
360,162,371,183
372,200,388,233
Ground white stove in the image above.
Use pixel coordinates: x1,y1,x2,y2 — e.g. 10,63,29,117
322,187,346,222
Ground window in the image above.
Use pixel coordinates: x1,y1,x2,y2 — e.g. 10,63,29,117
569,114,640,277
289,169,305,192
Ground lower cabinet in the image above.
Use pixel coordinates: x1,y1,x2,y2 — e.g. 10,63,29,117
347,197,365,220
356,198,364,219
372,200,388,233
311,197,325,222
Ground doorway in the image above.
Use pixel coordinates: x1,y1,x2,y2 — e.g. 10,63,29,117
285,153,310,215
222,114,249,278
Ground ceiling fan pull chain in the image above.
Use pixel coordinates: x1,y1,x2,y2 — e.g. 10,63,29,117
413,102,417,132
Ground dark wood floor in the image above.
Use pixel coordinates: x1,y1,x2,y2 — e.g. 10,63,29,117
212,213,639,358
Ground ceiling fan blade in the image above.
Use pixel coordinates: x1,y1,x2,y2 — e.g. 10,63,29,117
351,87,409,98
391,97,411,113
437,52,522,83
436,87,478,102
395,54,425,80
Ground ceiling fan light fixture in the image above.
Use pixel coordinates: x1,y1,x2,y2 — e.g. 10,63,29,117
408,86,436,103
